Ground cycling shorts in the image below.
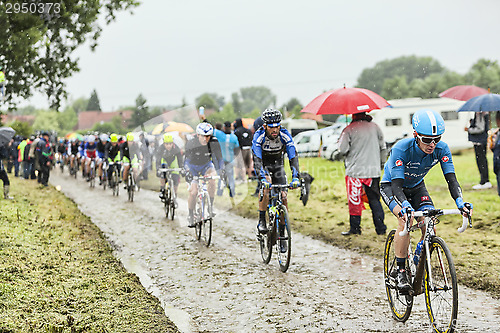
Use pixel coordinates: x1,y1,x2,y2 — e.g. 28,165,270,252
262,163,287,185
380,181,434,212
187,161,214,177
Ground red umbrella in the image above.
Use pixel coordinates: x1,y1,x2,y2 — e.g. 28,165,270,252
439,85,489,101
301,87,390,115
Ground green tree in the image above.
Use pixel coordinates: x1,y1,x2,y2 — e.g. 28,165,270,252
195,93,218,110
32,109,61,133
86,89,102,111
382,75,410,100
130,94,149,130
70,97,89,114
8,120,33,138
281,98,303,118
237,86,276,114
0,0,139,111
207,103,236,124
465,59,500,93
357,55,445,94
231,92,242,116
58,106,78,132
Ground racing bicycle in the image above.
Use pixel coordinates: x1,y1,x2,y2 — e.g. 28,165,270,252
384,208,472,333
158,167,182,219
258,183,300,273
192,175,220,247
108,161,121,197
88,158,96,188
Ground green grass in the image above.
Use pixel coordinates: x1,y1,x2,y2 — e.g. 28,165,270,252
0,177,178,333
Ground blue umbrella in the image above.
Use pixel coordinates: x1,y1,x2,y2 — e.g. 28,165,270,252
457,93,500,112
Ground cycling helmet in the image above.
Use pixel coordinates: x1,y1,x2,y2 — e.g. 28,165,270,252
88,135,95,143
196,122,214,136
99,133,109,142
110,133,118,143
126,132,134,142
262,108,282,127
412,109,445,136
163,133,174,143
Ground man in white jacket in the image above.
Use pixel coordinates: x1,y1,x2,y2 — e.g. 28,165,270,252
338,112,387,235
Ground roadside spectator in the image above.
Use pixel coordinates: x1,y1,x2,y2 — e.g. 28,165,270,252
233,118,253,180
467,112,492,190
338,112,387,236
139,132,151,180
0,142,13,199
7,135,21,177
0,65,5,99
214,121,239,197
491,111,500,196
37,132,53,186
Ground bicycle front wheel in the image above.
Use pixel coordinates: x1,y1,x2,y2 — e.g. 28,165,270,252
201,195,212,247
424,236,458,333
169,185,176,220
128,175,134,202
384,229,413,322
259,215,273,264
277,205,291,272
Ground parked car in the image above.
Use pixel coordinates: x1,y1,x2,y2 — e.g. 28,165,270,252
320,123,347,161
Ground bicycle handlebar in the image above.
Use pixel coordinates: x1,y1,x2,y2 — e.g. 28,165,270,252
192,175,220,181
398,208,472,237
158,168,183,172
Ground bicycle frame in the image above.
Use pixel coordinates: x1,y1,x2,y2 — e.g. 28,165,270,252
401,209,472,296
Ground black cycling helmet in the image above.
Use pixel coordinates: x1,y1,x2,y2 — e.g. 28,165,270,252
262,108,282,127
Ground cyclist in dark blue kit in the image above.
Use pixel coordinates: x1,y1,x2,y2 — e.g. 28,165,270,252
184,122,224,227
380,109,473,293
252,108,301,240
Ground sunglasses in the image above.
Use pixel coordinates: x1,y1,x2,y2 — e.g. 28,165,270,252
417,134,441,145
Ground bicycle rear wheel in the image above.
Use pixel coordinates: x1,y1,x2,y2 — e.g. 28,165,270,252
424,236,458,333
112,170,119,196
89,165,96,188
384,229,413,322
277,205,291,272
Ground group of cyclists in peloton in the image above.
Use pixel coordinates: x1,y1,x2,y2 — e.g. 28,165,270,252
55,107,473,293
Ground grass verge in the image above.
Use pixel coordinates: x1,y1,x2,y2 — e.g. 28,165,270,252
0,177,178,332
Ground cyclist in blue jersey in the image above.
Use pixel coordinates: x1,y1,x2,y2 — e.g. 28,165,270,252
252,108,301,239
380,109,473,293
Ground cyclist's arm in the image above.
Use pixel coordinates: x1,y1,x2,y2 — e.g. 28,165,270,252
281,129,300,178
251,134,266,179
444,172,462,201
209,139,224,170
390,178,409,209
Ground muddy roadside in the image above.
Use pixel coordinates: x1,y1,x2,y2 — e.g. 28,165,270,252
50,170,500,332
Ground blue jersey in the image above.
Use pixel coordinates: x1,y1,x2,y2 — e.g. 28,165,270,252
382,138,455,188
252,127,299,179
214,129,239,163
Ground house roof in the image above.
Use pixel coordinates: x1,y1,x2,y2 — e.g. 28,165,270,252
1,114,36,125
77,110,133,130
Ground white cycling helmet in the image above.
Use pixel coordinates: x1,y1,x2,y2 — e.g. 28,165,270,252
88,135,95,143
99,133,109,142
196,122,214,136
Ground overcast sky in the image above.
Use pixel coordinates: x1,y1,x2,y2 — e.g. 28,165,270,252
25,0,500,111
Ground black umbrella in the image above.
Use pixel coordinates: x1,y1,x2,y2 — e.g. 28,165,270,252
0,127,16,147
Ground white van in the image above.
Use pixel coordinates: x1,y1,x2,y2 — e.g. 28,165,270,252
294,124,346,158
370,97,473,151
281,118,318,137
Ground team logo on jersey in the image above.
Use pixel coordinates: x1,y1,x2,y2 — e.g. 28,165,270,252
395,159,403,167
421,195,430,202
442,156,449,163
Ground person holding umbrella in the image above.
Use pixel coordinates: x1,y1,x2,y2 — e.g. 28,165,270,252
466,112,492,190
338,111,387,236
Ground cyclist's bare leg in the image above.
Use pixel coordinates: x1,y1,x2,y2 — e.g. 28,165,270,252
206,168,217,199
258,175,272,211
188,182,198,210
123,165,130,183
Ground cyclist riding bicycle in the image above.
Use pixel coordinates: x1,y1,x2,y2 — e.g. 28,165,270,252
84,135,98,181
184,122,224,228
380,109,473,293
121,132,143,190
104,133,121,186
96,133,108,185
156,133,184,200
252,108,301,239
